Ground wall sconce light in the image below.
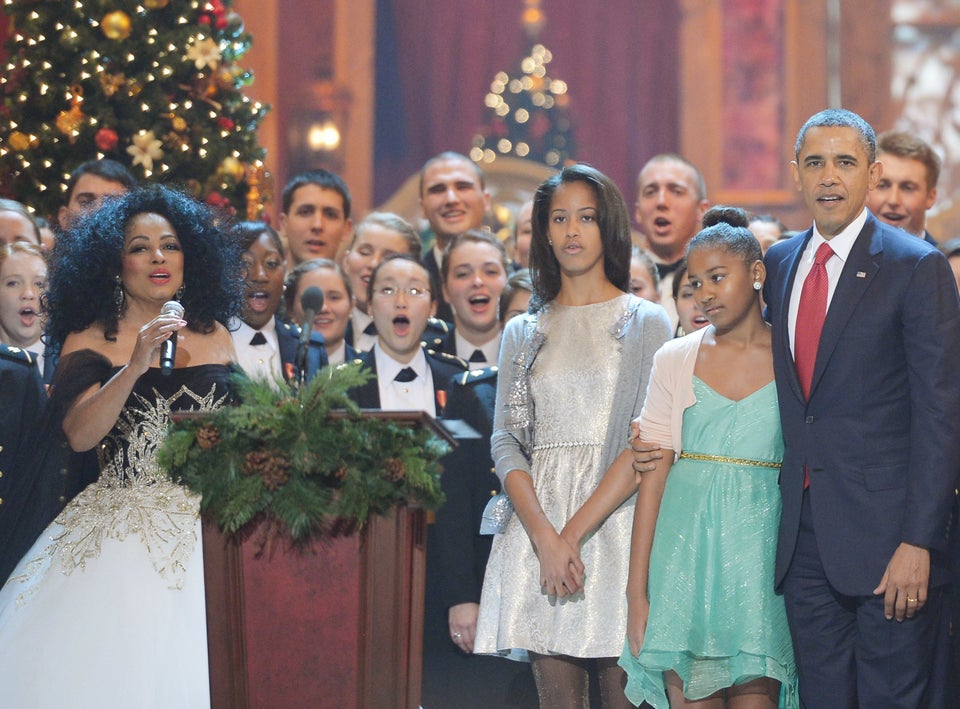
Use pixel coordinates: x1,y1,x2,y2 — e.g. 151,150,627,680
288,81,352,176
307,119,341,153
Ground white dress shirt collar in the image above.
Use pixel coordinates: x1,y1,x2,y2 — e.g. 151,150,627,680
351,309,377,353
231,317,282,382
454,330,500,369
374,345,435,417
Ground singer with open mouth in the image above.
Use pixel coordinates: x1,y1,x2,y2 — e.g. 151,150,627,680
0,185,242,708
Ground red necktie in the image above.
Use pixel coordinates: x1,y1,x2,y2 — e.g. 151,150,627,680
795,242,834,400
795,242,833,489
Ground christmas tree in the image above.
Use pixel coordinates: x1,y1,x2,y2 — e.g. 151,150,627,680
470,2,574,169
0,0,267,218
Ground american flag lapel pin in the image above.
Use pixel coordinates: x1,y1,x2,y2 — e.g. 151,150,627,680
856,271,867,278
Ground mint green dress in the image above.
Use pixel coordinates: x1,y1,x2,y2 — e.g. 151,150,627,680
619,377,798,708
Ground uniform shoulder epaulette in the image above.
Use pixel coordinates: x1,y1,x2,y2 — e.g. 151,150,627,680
456,365,499,386
0,343,35,366
426,317,451,334
426,348,468,369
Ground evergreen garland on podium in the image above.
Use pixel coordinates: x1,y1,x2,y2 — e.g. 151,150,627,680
158,362,449,542
0,0,267,217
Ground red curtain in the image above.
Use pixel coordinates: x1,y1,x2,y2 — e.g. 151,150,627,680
374,0,680,203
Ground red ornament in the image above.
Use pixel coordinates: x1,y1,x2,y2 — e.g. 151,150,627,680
217,117,235,131
94,126,119,151
205,191,229,208
215,16,228,29
198,15,211,25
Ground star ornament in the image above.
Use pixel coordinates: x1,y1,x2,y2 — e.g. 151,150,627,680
127,130,164,171
186,36,221,71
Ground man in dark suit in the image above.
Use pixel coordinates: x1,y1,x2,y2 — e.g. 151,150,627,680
0,344,44,492
421,365,538,708
348,254,465,415
764,108,960,707
0,345,98,586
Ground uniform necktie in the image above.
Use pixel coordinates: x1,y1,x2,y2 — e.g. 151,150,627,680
362,322,377,336
469,349,486,363
395,367,417,383
250,331,268,346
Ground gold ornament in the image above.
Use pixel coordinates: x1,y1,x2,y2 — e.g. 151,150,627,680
55,107,85,139
218,156,246,181
197,75,219,99
144,0,170,8
215,67,236,91
171,116,188,133
7,131,31,152
99,72,127,98
55,87,86,142
101,11,132,41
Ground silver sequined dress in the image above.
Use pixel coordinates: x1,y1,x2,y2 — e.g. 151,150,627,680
475,296,636,659
0,359,231,709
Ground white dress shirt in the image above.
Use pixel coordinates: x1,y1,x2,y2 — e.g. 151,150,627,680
350,309,377,353
374,345,436,417
231,318,282,382
787,207,868,356
326,339,346,365
454,330,501,370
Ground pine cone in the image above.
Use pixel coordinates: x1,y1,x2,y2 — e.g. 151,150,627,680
331,465,349,482
384,457,406,483
195,424,221,450
244,449,291,491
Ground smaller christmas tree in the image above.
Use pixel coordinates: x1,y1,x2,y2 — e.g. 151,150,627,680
470,1,574,168
0,0,268,217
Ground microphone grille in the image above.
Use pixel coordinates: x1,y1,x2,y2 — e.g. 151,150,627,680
161,300,185,318
300,285,325,312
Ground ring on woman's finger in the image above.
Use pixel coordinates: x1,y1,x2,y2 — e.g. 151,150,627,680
906,596,918,603
452,632,462,640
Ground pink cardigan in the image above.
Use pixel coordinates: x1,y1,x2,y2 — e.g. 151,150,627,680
636,328,709,456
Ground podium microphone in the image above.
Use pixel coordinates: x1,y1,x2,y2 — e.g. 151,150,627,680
299,286,325,347
159,300,185,376
295,286,325,387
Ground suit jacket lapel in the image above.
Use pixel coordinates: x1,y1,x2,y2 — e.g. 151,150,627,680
808,216,881,400
778,230,811,403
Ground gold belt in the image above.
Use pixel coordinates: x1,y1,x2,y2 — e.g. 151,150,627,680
678,452,781,469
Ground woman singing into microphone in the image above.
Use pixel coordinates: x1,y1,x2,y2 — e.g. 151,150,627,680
0,185,241,708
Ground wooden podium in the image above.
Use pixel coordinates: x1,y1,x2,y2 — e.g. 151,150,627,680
201,412,450,709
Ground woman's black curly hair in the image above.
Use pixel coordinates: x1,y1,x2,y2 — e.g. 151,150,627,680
43,185,243,349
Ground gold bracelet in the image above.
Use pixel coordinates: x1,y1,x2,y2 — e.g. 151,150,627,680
678,451,781,469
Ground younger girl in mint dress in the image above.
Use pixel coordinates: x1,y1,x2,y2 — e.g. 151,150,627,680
619,208,798,708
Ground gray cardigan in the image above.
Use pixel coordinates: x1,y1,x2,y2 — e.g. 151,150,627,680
491,294,672,486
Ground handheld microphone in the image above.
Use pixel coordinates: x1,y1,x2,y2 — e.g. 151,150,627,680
159,300,185,376
298,286,325,347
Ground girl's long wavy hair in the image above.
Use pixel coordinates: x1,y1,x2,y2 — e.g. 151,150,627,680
44,185,243,350
529,163,632,308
